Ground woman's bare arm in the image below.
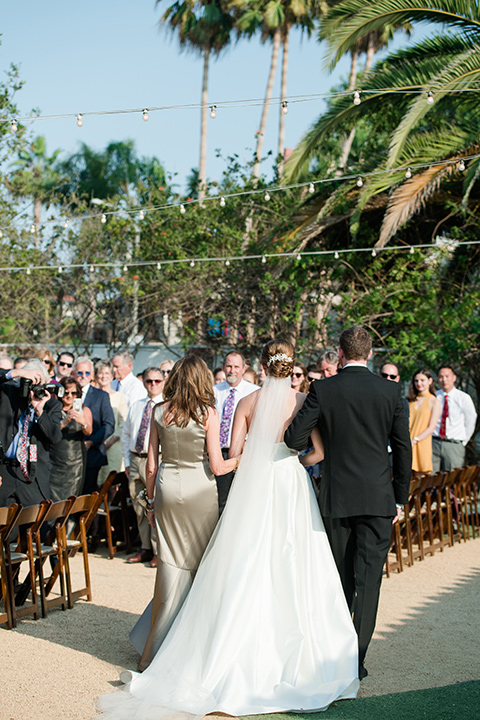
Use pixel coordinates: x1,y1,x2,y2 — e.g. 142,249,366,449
299,426,325,466
414,395,442,443
146,412,159,501
205,407,240,475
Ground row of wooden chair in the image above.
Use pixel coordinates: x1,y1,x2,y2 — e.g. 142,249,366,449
385,464,480,576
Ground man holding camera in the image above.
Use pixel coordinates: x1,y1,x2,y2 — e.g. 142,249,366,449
0,359,63,507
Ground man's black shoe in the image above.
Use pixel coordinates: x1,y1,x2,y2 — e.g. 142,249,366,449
359,663,368,680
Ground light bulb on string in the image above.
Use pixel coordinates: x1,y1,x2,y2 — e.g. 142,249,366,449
180,204,186,214
405,167,412,179
356,176,363,187
0,231,3,238
210,105,216,119
426,91,434,105
409,246,415,254
26,267,31,275
11,119,18,133
308,182,314,193
138,210,144,220
264,191,270,201
123,264,128,272
58,266,63,273
296,253,301,261
261,255,266,264
220,196,226,207
101,214,107,224
30,224,36,234
458,159,466,171
89,265,94,273
353,91,361,106
64,219,69,229
371,249,377,257
334,251,339,260
190,260,195,267
156,262,161,270
225,259,230,266
281,101,288,114
142,109,149,122
76,114,83,127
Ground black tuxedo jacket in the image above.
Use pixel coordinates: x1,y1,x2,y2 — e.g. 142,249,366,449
284,365,412,518
0,372,63,497
83,385,115,469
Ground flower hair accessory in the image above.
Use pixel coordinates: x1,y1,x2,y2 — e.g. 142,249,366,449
267,353,293,367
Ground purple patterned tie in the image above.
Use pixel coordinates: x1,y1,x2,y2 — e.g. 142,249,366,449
135,399,153,454
17,410,31,481
219,388,236,448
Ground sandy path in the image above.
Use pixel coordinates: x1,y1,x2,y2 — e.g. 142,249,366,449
1,539,479,720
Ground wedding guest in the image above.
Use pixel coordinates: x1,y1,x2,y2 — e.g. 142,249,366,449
257,363,266,386
213,367,226,385
37,349,56,378
121,367,163,567
244,367,258,385
50,377,93,501
0,356,13,370
317,349,339,378
130,355,240,670
432,365,477,471
408,369,442,474
112,351,147,408
95,360,128,486
291,363,309,393
213,351,259,512
54,351,75,383
306,364,322,385
14,357,28,370
159,360,175,393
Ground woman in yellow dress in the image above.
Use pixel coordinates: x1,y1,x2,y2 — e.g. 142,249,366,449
408,369,441,474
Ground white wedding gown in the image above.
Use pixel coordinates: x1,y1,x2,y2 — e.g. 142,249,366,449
97,377,359,719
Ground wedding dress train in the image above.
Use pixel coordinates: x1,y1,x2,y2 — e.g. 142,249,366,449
97,377,359,719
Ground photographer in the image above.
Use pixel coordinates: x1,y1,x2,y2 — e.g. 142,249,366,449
0,359,62,507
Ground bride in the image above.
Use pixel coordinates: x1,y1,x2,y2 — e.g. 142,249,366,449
98,340,359,719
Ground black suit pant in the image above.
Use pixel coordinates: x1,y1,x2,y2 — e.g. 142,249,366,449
215,448,234,516
0,462,47,507
322,514,393,665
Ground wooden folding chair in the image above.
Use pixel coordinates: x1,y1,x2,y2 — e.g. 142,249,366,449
6,501,51,626
34,497,75,617
92,471,119,558
106,471,134,556
63,493,99,608
0,504,21,629
385,475,420,575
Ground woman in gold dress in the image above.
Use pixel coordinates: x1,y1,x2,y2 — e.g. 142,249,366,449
408,369,441,474
132,354,239,671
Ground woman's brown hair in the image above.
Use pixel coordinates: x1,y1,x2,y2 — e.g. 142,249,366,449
407,369,436,402
37,348,55,375
60,376,82,398
163,354,215,428
260,340,295,379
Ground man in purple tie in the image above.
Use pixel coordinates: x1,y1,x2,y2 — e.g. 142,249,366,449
213,351,259,513
121,367,164,566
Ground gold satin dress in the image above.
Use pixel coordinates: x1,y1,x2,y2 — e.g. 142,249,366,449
409,393,433,473
138,404,219,670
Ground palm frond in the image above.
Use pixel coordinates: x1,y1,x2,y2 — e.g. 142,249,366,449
462,155,480,207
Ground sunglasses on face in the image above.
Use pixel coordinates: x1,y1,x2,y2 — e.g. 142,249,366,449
292,372,304,378
160,370,171,376
42,359,51,366
381,372,398,380
307,376,317,382
76,371,91,377
58,361,73,368
64,391,79,397
145,378,162,385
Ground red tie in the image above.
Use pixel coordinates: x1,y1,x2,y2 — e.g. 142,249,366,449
439,393,449,439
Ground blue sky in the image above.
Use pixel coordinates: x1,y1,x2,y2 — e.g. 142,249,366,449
1,1,426,193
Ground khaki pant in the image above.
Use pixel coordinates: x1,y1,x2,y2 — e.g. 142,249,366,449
432,437,466,472
129,454,158,555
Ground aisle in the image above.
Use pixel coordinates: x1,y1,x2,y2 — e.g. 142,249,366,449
1,539,479,720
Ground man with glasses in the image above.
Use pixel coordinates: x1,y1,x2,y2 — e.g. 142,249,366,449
55,351,75,382
121,367,163,566
73,357,115,493
158,359,174,393
112,351,147,409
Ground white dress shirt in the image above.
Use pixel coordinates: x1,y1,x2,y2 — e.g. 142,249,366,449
121,394,163,468
118,372,147,409
213,379,259,448
433,387,477,445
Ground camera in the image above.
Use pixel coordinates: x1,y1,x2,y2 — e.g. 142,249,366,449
20,378,65,399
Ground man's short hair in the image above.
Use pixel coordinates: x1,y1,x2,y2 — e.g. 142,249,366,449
381,361,400,375
113,351,134,366
437,364,456,376
24,358,49,384
223,350,246,366
143,366,162,378
307,363,322,373
339,326,372,361
57,351,74,363
74,356,93,372
317,349,339,366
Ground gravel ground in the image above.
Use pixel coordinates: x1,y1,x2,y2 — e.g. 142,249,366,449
2,538,480,720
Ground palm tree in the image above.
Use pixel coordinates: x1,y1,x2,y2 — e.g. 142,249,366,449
283,0,480,246
157,0,234,201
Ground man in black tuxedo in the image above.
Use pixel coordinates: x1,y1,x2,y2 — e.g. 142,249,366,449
73,357,115,494
0,361,63,507
285,326,411,679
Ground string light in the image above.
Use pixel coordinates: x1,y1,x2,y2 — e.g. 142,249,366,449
210,105,217,119
156,262,161,270
26,267,31,275
264,191,270,201
334,251,339,259
89,265,94,273
353,91,361,106
0,231,3,238
296,253,301,261
308,182,315,193
427,91,434,105
76,114,83,127
261,255,266,264
225,259,230,266
409,246,415,254
11,119,17,133
64,219,69,229
281,101,288,114
356,177,363,187
372,249,377,257
220,196,226,207
142,109,149,122
58,266,63,273
190,260,195,267
30,224,36,233
101,214,107,224
138,210,144,220
180,204,185,214
405,167,412,179
123,264,128,272
458,159,466,171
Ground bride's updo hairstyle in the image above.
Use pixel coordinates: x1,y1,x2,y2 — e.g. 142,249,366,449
260,340,295,379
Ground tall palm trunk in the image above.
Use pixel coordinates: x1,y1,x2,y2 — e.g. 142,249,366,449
277,26,290,178
253,27,282,183
198,47,210,203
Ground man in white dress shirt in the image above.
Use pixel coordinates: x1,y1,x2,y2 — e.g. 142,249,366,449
122,367,163,567
213,351,259,513
112,351,147,408
432,365,477,471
